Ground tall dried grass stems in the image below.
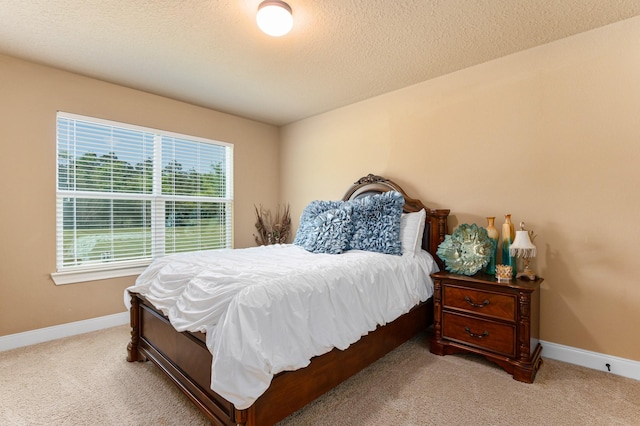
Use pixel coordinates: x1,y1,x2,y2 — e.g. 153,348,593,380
254,204,292,245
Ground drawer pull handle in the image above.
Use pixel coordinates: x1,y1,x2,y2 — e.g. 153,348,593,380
464,296,490,308
464,326,489,339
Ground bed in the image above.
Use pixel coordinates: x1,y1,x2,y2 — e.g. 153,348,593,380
126,173,450,425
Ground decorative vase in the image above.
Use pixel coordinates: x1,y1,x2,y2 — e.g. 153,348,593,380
501,214,516,276
484,217,499,275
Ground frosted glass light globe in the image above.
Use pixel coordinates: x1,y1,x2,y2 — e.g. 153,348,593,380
256,1,293,37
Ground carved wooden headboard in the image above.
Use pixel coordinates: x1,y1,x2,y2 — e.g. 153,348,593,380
342,174,450,269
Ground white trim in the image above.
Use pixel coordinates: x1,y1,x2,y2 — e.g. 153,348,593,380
0,312,129,352
541,340,640,381
51,265,146,285
57,111,234,148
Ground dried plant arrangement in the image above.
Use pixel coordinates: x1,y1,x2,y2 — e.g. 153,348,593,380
254,204,291,245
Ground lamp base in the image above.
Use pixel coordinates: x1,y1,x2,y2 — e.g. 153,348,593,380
516,258,536,281
516,266,536,281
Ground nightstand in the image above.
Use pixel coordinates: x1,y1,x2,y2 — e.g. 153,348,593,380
429,271,543,383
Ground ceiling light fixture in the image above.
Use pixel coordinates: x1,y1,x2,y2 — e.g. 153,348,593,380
256,0,293,37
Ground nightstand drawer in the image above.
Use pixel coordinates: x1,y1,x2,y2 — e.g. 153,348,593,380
442,312,516,357
443,285,516,321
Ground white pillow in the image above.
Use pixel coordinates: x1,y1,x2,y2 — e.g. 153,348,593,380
400,209,426,256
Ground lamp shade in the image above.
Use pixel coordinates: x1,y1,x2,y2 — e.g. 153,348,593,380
257,1,293,37
509,230,536,258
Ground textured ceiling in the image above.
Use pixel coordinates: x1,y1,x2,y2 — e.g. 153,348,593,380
1,0,640,125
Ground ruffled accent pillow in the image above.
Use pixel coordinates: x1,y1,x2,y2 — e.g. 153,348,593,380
294,200,343,248
303,205,354,254
349,191,404,255
294,191,405,255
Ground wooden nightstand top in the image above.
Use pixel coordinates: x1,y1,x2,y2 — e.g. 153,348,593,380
431,271,543,292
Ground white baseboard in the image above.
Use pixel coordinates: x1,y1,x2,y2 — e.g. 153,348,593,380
0,311,129,352
541,339,640,381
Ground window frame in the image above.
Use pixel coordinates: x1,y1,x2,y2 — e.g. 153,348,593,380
52,112,234,285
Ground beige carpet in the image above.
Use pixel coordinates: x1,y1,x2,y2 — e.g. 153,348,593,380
1,325,638,425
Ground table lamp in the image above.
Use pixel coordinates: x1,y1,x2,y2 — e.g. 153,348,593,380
509,222,537,280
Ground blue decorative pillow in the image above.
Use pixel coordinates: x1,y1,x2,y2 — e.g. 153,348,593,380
303,205,354,254
348,191,404,255
294,200,343,248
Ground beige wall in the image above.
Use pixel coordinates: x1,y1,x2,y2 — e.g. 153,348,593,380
0,54,280,335
281,17,640,361
2,16,639,363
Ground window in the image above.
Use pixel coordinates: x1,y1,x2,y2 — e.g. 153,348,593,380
53,112,233,284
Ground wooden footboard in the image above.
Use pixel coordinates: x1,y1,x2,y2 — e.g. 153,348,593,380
127,293,433,426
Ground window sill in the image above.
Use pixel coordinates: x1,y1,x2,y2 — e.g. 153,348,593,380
51,264,149,285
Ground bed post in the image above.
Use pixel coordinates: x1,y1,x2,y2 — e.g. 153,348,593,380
127,294,144,362
233,408,248,426
433,209,449,244
426,209,450,270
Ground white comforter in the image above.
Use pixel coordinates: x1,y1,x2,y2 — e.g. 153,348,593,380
126,244,438,409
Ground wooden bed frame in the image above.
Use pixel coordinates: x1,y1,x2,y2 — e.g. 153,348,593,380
127,174,450,426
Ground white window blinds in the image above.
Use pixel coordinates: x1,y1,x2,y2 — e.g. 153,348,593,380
56,112,233,274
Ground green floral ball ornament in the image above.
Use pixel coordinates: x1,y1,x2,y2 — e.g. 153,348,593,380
436,223,496,276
